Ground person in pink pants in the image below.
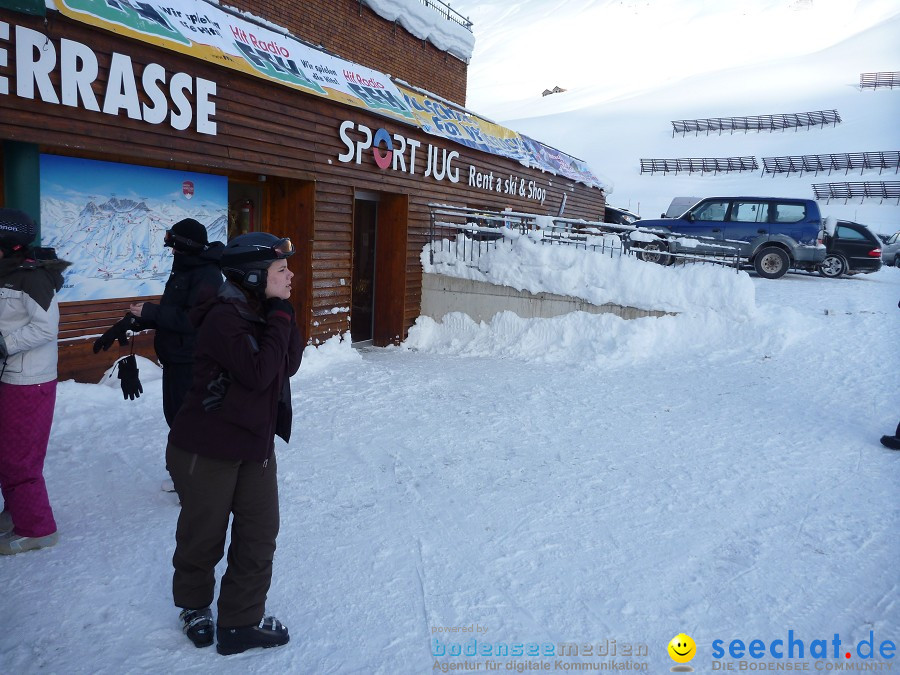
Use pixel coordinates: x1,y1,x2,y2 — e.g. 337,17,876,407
0,208,70,555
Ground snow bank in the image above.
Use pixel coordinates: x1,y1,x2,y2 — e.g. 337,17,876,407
422,228,757,317
404,303,812,369
299,332,362,375
362,0,475,61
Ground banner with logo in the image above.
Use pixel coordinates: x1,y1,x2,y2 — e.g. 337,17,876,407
45,0,604,188
51,0,414,122
397,85,604,188
520,135,604,187
398,85,529,163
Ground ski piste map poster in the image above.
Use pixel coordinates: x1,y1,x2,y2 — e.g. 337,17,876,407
48,0,605,189
39,154,227,302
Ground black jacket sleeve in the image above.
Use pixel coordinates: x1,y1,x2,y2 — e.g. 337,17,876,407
142,265,222,335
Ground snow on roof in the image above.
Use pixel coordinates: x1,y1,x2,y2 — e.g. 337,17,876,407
362,0,475,62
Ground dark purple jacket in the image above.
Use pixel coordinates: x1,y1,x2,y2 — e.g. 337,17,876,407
168,281,302,463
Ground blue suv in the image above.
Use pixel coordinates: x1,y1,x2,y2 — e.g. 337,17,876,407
635,197,826,279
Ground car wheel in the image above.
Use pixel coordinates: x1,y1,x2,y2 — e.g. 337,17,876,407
818,254,846,278
638,242,673,266
894,254,900,268
753,247,790,279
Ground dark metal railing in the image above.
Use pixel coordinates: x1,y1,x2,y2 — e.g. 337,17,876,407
640,156,759,175
860,72,899,90
671,110,841,136
762,151,900,177
812,181,900,204
418,0,473,31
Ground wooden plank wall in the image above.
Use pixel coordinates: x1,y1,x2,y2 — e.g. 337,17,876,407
0,11,606,373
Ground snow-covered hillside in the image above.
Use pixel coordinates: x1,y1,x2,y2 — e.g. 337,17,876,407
464,0,900,232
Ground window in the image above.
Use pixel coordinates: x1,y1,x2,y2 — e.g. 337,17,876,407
835,225,867,240
692,200,728,221
730,201,767,223
772,203,805,223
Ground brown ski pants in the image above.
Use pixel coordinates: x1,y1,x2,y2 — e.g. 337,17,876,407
167,442,279,627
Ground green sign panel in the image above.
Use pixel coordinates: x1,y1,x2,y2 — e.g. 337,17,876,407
0,0,46,17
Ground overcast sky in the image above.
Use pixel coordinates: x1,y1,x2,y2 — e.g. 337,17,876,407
456,0,900,116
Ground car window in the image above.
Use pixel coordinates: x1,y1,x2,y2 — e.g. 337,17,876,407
835,225,867,240
730,201,767,223
691,200,728,221
771,203,806,223
890,233,900,244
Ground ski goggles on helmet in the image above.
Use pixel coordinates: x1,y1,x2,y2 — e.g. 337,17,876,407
270,237,295,258
164,229,205,252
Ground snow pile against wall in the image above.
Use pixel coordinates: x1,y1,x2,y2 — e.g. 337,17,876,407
421,228,756,317
404,302,812,369
299,333,362,375
362,0,475,61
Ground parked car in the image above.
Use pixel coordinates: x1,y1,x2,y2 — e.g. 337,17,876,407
816,220,882,278
660,197,701,219
603,205,641,226
634,196,826,279
881,230,900,267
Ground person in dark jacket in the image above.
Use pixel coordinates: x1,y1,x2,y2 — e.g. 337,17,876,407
166,232,302,655
0,208,71,555
131,218,224,425
95,218,224,426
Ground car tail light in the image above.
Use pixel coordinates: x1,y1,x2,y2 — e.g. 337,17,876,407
868,248,882,257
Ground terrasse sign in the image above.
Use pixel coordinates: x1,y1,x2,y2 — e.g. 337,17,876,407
337,120,547,202
0,21,217,135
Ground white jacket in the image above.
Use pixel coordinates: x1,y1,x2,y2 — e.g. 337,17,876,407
0,265,62,386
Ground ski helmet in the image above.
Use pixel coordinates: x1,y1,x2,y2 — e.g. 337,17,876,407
164,218,208,253
220,232,294,292
0,208,36,254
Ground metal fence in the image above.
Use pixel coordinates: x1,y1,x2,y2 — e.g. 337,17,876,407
418,0,473,31
763,151,900,177
860,72,899,90
427,205,741,272
671,110,841,136
811,181,900,204
640,156,759,175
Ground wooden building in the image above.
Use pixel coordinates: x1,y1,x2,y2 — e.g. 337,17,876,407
0,1,606,382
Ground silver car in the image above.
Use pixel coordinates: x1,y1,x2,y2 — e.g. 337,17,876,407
882,231,900,267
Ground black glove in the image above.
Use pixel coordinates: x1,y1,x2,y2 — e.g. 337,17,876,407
266,298,295,319
0,333,7,360
93,314,143,353
117,355,143,400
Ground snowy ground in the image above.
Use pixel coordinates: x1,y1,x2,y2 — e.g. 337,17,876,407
2,259,898,674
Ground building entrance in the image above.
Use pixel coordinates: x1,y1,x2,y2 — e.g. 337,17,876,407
351,198,378,343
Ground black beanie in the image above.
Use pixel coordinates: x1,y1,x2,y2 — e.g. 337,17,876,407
0,208,36,252
168,218,208,252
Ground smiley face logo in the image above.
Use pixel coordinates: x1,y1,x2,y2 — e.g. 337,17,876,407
668,633,696,663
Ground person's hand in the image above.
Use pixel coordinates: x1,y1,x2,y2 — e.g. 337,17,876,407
93,314,142,353
117,355,143,400
129,302,145,317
